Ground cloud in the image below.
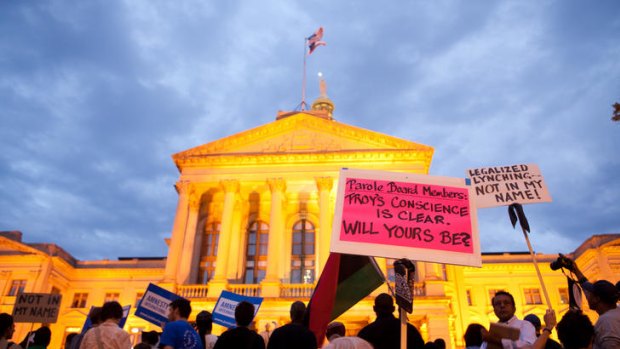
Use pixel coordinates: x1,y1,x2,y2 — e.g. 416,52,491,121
1,0,618,260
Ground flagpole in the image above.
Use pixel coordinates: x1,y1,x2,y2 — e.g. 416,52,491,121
301,38,307,111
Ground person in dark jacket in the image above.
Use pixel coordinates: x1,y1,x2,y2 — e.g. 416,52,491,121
213,301,264,349
358,293,424,349
267,301,316,349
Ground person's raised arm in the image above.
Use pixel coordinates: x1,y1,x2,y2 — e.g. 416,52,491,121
532,309,557,349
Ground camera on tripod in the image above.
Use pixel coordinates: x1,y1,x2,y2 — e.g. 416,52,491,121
550,253,575,271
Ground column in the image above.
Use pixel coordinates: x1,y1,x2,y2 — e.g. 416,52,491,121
176,187,202,284
226,207,243,280
164,181,192,282
262,178,286,297
208,179,239,297
315,176,333,275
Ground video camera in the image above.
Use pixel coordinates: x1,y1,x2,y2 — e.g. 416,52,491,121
550,253,575,271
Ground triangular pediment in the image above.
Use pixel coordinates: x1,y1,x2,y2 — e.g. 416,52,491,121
174,113,432,166
0,236,46,256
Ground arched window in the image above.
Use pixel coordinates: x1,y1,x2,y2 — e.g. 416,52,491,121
199,222,220,284
290,219,315,284
244,220,269,284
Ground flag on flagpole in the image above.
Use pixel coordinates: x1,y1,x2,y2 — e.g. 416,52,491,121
307,27,326,55
305,253,385,347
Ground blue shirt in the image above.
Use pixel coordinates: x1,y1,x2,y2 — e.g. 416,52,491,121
160,320,204,349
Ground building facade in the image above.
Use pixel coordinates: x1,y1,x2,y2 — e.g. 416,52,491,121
1,94,618,348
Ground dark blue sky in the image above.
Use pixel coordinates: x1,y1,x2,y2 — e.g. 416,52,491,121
1,0,619,260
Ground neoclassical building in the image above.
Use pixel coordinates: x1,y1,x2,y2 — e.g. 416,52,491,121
1,91,618,348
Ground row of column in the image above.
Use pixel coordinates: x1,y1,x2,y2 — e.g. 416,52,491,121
163,177,334,287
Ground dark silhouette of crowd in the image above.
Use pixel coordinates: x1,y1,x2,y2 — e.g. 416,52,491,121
3,252,618,349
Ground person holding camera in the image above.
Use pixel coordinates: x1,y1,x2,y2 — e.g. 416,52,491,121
582,280,620,349
550,254,620,349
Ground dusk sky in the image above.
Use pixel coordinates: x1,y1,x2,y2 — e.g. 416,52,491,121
1,1,618,261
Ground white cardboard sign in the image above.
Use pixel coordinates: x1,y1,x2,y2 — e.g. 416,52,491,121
466,164,552,208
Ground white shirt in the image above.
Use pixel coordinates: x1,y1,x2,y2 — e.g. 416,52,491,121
481,316,537,349
593,306,620,349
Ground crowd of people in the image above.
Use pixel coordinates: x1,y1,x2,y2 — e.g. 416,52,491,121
0,255,617,349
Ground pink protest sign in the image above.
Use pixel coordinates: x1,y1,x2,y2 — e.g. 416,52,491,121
331,169,481,267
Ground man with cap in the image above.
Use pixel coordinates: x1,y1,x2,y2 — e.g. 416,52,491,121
523,314,561,349
581,280,620,349
358,293,424,349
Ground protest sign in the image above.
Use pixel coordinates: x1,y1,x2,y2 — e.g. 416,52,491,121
135,283,182,327
330,169,481,267
212,291,263,328
12,293,62,323
466,164,552,208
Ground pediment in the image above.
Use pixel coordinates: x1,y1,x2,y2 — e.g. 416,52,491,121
0,237,46,256
174,113,432,165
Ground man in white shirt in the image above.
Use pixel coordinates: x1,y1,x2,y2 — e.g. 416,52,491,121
482,291,537,349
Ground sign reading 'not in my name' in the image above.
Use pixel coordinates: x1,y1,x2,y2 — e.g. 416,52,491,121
331,169,481,267
466,164,552,208
13,293,62,323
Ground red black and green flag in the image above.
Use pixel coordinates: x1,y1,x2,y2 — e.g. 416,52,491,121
305,253,385,346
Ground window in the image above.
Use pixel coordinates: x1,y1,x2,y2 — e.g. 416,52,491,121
558,288,569,305
199,222,221,284
244,220,269,284
524,288,542,305
7,280,27,296
135,292,144,307
466,289,473,306
290,219,316,284
104,292,120,303
71,293,89,308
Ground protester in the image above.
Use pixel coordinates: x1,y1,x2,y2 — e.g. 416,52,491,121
325,322,346,343
22,326,51,349
268,301,316,349
481,291,536,349
358,293,424,349
464,323,485,349
79,301,131,349
0,313,21,349
433,338,446,349
581,280,620,348
195,311,217,349
140,331,159,349
213,301,264,349
71,307,103,349
159,298,203,349
556,310,595,349
133,344,151,349
524,314,562,349
259,321,275,348
423,343,437,349
323,336,373,349
65,333,78,349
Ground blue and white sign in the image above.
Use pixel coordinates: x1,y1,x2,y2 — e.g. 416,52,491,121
212,291,263,328
135,283,182,327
